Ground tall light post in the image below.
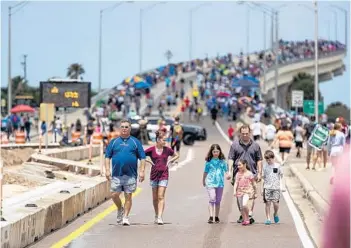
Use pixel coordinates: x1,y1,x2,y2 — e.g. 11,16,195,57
189,3,211,61
7,1,29,114
98,2,132,92
314,1,319,122
298,2,320,121
328,9,338,41
139,2,166,72
331,5,348,51
249,3,286,106
243,3,271,93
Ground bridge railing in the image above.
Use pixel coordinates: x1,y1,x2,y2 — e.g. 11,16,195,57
266,49,346,72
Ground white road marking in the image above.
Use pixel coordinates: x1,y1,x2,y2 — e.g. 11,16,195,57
169,149,194,172
215,121,315,248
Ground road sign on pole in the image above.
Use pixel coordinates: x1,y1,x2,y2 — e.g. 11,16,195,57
291,90,304,107
303,100,324,116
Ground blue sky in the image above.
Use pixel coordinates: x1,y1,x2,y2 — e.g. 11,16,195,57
1,1,350,107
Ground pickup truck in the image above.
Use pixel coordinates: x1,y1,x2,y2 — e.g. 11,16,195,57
130,115,207,146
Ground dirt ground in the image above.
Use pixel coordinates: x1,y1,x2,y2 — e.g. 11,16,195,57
3,172,42,187
1,148,35,167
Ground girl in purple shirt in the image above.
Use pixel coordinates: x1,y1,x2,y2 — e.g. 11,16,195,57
145,131,179,225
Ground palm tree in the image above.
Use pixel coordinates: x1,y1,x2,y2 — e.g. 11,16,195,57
67,63,85,80
12,76,27,95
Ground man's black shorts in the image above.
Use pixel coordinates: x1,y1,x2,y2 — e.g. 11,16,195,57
171,140,181,152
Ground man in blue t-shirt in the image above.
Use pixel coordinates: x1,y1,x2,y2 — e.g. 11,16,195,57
105,119,146,226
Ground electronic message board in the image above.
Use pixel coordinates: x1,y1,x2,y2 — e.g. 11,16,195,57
40,81,91,108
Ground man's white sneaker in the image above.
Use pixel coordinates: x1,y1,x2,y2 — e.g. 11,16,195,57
157,217,164,225
122,217,130,226
154,216,158,224
117,208,124,224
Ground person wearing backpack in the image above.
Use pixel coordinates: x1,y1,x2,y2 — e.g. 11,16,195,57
170,116,184,155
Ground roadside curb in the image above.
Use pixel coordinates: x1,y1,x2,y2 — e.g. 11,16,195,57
287,162,329,217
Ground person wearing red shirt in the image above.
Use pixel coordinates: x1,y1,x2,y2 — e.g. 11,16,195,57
184,96,190,108
228,124,234,140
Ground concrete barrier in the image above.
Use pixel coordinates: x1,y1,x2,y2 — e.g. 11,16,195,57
30,154,100,176
0,143,60,149
39,145,100,161
1,177,109,248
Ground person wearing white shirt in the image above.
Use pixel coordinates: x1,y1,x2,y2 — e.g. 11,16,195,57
251,120,262,141
265,124,276,146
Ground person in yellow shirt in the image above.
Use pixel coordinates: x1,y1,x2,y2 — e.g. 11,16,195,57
192,88,199,104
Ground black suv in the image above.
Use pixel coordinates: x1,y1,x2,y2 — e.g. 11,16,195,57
130,116,207,146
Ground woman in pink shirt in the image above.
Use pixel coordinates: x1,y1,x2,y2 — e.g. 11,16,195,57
322,148,350,248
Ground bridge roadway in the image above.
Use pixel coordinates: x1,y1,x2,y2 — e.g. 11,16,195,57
30,115,306,248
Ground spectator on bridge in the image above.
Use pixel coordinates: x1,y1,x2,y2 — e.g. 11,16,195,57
228,124,263,224
145,131,179,225
203,144,230,224
104,119,146,226
327,123,346,184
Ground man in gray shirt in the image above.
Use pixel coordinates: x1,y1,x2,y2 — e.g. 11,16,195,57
228,124,263,224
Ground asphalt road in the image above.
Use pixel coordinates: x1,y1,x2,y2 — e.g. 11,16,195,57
30,114,306,248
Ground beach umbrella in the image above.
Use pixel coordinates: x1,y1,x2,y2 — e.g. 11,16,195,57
134,81,151,89
217,92,231,98
11,104,35,113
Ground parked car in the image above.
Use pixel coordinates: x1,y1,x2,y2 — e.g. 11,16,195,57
130,115,207,146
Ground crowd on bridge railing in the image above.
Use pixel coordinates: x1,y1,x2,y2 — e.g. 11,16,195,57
263,39,346,68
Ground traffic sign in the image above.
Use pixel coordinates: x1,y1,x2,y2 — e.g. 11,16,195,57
303,100,324,115
291,90,304,107
308,124,329,151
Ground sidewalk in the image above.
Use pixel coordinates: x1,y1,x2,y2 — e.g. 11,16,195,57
286,149,331,216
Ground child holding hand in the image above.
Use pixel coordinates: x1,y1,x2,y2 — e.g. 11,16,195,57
233,159,257,226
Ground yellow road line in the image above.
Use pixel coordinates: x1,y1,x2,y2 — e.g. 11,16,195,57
51,187,142,248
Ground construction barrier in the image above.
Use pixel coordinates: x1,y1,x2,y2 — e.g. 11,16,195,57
71,131,81,142
108,130,120,142
92,132,103,145
15,131,26,144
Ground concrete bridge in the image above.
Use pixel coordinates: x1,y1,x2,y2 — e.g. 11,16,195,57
263,50,346,109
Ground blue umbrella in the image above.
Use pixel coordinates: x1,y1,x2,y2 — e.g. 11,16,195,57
134,81,151,89
232,76,260,88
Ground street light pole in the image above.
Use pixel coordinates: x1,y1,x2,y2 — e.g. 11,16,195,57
263,12,267,93
331,10,338,41
98,10,102,92
98,2,131,92
246,5,250,56
139,8,143,72
274,11,279,106
139,2,165,72
8,7,12,114
331,5,348,53
314,1,319,122
189,3,211,62
189,10,192,61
